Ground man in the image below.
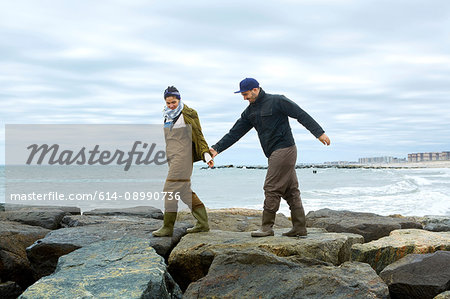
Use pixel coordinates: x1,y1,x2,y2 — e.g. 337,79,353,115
209,78,330,237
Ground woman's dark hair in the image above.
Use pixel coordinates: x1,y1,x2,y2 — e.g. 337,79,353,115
164,86,181,99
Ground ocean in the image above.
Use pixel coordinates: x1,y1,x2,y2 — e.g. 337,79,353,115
1,166,449,217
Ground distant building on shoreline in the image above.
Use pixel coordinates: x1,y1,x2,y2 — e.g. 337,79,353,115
408,151,450,162
323,161,358,165
358,156,406,164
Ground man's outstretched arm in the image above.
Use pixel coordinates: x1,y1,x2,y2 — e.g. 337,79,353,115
278,96,330,145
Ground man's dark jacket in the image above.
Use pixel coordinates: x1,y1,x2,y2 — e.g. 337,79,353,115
212,88,325,158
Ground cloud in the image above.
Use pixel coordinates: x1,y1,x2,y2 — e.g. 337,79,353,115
1,0,450,164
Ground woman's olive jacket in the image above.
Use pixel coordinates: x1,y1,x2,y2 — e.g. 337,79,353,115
181,105,211,162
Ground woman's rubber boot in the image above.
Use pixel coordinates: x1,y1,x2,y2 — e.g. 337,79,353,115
251,210,275,237
187,206,210,233
152,212,177,237
282,207,307,237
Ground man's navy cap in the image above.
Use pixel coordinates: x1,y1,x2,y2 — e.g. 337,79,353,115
234,78,259,93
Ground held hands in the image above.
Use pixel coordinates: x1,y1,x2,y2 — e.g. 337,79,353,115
207,160,214,168
318,133,331,146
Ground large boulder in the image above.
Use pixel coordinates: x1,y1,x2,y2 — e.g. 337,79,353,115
0,209,67,230
380,251,450,299
0,221,50,288
177,208,292,232
168,228,363,290
83,206,163,219
20,237,182,299
351,229,450,273
0,281,23,299
26,215,190,280
184,249,389,299
306,208,422,242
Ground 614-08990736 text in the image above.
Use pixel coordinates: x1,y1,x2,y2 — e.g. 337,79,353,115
8,191,180,201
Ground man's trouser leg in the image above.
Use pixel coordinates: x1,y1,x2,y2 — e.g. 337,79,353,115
252,146,296,237
281,146,307,237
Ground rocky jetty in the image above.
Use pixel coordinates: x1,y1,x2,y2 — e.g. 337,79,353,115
306,208,423,242
351,229,450,273
379,251,450,299
168,228,363,289
184,249,389,299
2,206,449,298
20,237,182,299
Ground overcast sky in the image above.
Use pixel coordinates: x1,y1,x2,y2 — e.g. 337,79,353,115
1,0,449,165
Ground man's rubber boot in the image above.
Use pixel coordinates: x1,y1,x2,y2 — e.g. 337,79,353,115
251,210,275,237
282,207,307,237
187,206,210,233
152,212,177,237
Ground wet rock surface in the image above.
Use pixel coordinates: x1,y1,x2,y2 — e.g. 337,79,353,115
380,251,450,299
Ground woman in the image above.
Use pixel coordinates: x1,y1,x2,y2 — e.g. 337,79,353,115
152,86,214,237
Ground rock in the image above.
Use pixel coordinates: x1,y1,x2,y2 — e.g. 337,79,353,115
435,291,450,299
0,281,23,299
0,203,4,212
421,216,450,232
184,249,389,299
83,206,163,219
351,229,450,273
306,208,422,242
3,204,80,215
168,228,363,290
177,208,292,232
0,209,67,230
60,214,161,227
27,216,191,280
61,214,107,227
0,221,50,288
380,251,450,299
20,237,182,299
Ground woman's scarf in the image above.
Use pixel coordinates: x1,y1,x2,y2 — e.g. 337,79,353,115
163,100,184,128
